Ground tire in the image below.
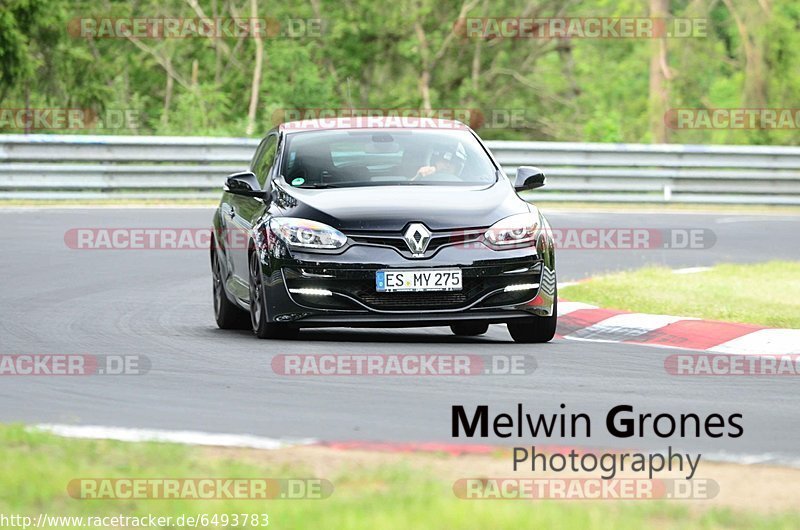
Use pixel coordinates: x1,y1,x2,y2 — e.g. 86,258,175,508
249,251,298,340
212,249,250,330
507,294,558,343
450,321,489,336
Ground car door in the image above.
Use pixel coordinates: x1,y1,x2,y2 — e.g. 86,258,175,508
227,133,279,297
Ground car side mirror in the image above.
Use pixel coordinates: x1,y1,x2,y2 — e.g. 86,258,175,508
224,171,268,199
514,166,546,192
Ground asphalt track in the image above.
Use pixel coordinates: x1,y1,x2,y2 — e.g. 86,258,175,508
0,207,799,462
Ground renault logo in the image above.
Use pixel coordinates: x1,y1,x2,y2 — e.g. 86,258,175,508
403,223,432,256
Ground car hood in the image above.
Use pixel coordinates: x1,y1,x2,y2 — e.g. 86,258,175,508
277,180,529,231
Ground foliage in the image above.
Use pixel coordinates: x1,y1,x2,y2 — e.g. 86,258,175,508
0,0,798,144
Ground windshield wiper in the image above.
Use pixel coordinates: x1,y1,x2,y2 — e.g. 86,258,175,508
297,183,342,189
297,181,376,189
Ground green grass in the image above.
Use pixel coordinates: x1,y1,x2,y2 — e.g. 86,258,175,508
0,425,798,529
561,261,800,328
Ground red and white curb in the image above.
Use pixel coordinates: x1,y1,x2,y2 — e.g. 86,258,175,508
29,425,800,468
315,441,604,457
557,301,800,355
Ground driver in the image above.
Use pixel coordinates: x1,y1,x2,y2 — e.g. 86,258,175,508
413,142,467,180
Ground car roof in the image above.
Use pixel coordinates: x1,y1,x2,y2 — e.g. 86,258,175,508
277,116,470,134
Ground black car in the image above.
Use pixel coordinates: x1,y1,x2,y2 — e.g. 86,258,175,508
211,118,557,342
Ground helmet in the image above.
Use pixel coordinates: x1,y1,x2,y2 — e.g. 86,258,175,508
430,142,467,174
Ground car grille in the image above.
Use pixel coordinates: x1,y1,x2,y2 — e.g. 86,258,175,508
347,228,486,258
358,291,468,309
284,264,541,312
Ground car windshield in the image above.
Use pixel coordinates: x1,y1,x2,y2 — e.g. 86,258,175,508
281,129,498,188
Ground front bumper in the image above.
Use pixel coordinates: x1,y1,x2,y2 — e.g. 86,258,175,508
259,240,556,327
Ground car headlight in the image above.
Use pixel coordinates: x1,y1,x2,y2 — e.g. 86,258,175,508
269,217,347,250
484,212,540,249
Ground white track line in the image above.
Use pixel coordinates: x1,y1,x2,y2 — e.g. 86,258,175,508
33,424,317,450
564,313,690,341
672,266,712,274
557,301,598,316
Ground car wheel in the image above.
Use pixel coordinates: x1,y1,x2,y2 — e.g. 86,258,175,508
450,322,489,336
212,249,250,329
507,294,558,343
249,251,298,340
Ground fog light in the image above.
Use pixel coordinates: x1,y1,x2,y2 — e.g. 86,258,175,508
504,283,539,292
289,288,333,296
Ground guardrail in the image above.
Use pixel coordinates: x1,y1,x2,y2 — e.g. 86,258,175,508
2,134,800,204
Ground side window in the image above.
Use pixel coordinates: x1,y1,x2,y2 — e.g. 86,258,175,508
253,134,278,187
249,139,267,173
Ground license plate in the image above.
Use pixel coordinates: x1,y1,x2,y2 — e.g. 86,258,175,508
376,269,462,292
